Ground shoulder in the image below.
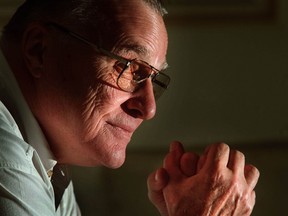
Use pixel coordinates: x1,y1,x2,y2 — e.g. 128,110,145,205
0,101,56,215
0,101,32,169
0,101,23,139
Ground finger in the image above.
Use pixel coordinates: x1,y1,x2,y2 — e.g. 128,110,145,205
147,168,169,196
147,168,169,216
180,152,199,176
203,143,230,171
169,140,185,155
197,152,207,172
227,149,245,174
147,168,169,191
250,190,256,209
244,164,260,189
246,190,256,215
163,141,184,176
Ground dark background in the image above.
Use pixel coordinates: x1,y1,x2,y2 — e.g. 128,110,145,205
1,0,288,215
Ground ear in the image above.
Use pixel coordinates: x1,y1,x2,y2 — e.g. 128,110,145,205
22,24,48,78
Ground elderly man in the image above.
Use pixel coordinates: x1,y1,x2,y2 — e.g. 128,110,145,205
0,0,259,215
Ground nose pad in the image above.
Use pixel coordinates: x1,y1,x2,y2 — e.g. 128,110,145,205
125,79,156,120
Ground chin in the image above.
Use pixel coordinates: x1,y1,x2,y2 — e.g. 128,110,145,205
82,129,132,168
75,152,126,168
100,135,131,169
105,150,127,169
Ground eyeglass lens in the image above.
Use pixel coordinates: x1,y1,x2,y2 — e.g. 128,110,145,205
117,59,170,99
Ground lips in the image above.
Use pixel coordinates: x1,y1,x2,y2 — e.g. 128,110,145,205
106,120,140,135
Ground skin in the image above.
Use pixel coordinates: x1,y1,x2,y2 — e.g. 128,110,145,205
1,0,168,168
147,142,260,215
1,1,259,215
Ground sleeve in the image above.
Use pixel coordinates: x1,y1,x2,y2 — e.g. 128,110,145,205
0,111,55,216
0,107,82,216
0,165,55,216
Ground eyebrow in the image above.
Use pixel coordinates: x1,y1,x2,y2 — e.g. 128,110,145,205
115,43,169,71
115,43,149,57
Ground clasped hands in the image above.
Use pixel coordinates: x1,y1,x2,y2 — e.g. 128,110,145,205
147,142,260,216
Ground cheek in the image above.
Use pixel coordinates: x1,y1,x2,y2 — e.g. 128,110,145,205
85,62,125,107
80,76,127,142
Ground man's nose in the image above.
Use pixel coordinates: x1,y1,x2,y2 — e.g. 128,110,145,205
125,80,156,120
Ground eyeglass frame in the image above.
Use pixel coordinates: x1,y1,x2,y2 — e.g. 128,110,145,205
47,23,170,96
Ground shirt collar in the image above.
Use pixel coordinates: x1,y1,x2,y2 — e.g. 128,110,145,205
0,49,57,172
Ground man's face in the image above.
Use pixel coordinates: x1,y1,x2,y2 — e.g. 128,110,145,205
35,1,168,168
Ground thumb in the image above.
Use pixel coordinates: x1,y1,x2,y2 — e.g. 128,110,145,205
147,168,169,216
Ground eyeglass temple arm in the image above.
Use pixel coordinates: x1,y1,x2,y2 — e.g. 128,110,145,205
152,79,168,89
48,23,169,89
49,23,128,65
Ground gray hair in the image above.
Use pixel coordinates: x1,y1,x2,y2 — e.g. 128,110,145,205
2,0,167,41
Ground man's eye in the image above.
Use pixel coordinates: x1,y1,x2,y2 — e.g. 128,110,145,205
113,62,126,74
133,73,142,81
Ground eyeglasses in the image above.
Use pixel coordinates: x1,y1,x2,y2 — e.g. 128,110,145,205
48,23,170,100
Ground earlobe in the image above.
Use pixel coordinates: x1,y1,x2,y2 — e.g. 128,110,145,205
22,24,47,78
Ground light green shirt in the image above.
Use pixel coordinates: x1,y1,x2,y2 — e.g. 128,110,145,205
0,50,81,215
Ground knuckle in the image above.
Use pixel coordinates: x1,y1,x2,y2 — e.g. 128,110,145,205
248,165,260,178
235,150,245,161
216,142,230,151
208,168,226,188
205,142,229,155
239,192,255,215
227,189,255,215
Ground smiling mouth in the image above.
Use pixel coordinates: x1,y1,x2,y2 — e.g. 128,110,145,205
106,122,136,135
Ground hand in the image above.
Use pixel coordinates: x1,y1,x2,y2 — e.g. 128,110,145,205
147,142,199,216
147,141,260,216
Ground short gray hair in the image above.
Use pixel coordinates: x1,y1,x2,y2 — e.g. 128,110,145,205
2,0,167,41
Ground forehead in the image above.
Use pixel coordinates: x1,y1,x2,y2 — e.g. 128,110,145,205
101,1,168,65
